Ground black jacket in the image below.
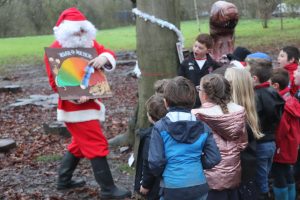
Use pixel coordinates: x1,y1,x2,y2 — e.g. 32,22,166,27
255,86,285,143
178,53,220,108
240,124,257,182
134,127,160,200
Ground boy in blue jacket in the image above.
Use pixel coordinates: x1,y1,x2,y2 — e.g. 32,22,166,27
148,76,221,200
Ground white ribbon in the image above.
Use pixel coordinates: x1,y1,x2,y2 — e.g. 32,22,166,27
132,8,184,48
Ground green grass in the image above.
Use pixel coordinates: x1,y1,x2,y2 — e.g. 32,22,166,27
0,18,299,67
118,163,135,175
180,18,300,50
35,154,62,163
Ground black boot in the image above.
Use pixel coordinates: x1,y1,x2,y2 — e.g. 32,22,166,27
91,157,131,199
57,151,86,190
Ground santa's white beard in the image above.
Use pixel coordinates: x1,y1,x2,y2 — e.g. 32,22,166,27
59,34,93,48
54,20,97,48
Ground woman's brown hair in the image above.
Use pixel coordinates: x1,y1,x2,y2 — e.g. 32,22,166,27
201,74,231,113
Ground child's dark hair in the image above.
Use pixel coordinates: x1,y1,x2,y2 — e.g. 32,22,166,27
201,74,231,114
282,46,300,63
145,94,167,122
154,79,170,94
246,59,273,83
195,33,213,49
271,68,290,90
164,76,196,109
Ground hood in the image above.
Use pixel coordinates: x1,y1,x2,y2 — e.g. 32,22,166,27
284,97,300,117
196,109,245,141
163,108,210,144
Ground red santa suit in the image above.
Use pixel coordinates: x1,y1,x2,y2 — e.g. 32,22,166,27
44,8,116,159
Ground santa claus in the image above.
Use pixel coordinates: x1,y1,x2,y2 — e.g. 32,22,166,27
44,7,131,199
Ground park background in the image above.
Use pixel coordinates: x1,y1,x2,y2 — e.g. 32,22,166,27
0,0,300,199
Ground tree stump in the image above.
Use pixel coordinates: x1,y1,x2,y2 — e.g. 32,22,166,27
0,85,22,93
43,121,71,138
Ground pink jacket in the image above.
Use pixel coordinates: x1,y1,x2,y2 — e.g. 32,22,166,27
192,102,248,190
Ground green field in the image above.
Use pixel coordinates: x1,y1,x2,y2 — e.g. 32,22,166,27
0,18,299,67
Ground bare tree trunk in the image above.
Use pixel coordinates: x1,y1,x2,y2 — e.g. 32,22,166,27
194,0,200,32
109,1,180,156
133,0,180,160
262,15,268,28
259,0,278,29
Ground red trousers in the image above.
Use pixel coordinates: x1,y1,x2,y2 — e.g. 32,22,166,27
65,120,109,159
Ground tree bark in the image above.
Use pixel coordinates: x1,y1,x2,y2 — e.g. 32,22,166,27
133,0,180,160
109,1,180,161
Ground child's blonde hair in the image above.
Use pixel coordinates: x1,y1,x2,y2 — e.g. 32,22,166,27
225,67,263,139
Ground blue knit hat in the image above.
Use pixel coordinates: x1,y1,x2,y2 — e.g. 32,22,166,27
246,52,272,62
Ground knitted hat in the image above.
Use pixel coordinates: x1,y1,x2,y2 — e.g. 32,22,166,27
231,47,251,61
246,52,272,62
54,7,86,31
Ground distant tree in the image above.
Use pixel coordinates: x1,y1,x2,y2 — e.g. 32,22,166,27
285,0,300,17
258,0,279,28
285,0,300,5
24,0,49,33
0,0,10,7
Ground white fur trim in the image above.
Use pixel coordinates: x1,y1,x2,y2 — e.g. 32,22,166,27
166,111,196,122
57,109,103,122
94,100,106,122
230,60,245,69
195,102,244,116
99,52,116,72
54,20,97,48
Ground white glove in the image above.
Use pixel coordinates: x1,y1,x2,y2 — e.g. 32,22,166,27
88,55,108,70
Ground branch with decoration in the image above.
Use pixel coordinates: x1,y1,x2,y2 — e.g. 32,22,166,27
132,8,185,63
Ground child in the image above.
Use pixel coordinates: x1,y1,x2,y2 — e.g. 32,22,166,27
178,33,220,107
270,68,290,100
153,79,170,94
225,67,263,200
192,74,248,200
148,76,221,200
44,8,130,199
134,94,167,200
270,67,300,200
293,65,300,181
246,52,285,199
277,46,300,96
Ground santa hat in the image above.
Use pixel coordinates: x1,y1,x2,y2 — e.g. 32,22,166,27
53,7,97,48
54,7,87,31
